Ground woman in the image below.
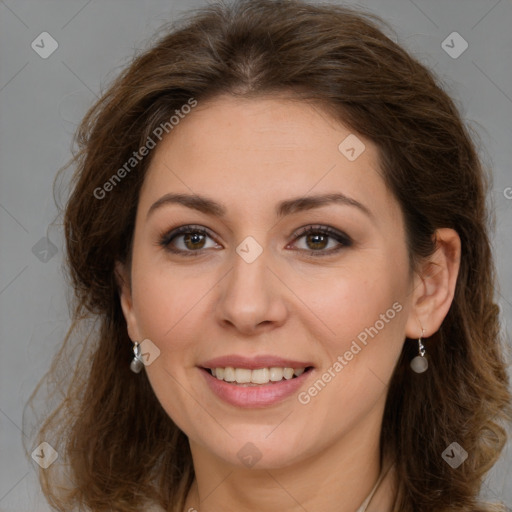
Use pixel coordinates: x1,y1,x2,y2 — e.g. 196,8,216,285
27,0,512,510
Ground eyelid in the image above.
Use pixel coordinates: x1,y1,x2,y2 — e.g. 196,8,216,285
290,224,352,243
158,223,352,256
287,224,353,256
157,224,219,251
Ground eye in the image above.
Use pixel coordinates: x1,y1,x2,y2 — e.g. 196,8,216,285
288,225,352,256
158,225,220,256
157,223,352,257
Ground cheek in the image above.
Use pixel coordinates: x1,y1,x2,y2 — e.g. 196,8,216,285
297,276,407,432
305,254,407,348
310,284,406,385
130,257,210,350
299,260,409,423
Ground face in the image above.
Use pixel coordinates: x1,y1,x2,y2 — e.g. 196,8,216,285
118,94,417,471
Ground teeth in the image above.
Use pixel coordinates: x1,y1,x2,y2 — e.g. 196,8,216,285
223,367,236,382
251,368,270,384
269,367,284,381
208,366,308,384
234,368,252,383
283,368,294,380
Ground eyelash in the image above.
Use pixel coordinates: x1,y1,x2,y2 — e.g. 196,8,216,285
157,224,353,258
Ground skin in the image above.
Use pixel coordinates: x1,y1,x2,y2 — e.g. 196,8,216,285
116,94,461,512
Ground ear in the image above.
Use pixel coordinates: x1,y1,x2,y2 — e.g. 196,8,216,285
405,228,461,339
115,260,141,342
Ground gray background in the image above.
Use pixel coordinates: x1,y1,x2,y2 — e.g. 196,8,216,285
1,0,511,510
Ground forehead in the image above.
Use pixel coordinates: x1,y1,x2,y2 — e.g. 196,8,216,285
138,94,401,226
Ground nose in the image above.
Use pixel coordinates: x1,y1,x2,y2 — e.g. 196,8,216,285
215,245,288,335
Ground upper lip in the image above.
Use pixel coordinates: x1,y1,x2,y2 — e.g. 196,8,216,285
200,355,314,370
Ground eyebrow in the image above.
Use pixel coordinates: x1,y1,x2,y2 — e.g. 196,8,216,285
146,192,373,221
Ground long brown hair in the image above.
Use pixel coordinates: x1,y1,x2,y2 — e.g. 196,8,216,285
25,0,512,510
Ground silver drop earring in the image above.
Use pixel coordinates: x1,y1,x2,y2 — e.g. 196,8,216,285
130,341,144,374
410,329,428,373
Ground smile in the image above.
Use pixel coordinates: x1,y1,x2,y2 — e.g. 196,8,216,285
207,366,308,385
199,366,314,408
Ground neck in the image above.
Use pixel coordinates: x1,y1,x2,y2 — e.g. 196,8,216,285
362,457,398,512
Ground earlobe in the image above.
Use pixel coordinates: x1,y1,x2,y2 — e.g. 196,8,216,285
405,228,461,338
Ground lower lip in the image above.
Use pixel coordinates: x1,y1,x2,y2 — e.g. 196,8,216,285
200,368,313,408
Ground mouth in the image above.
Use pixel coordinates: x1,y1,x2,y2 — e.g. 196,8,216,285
198,356,316,408
198,355,316,407
201,366,314,386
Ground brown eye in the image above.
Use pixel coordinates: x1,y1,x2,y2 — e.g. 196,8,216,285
182,232,207,250
304,232,329,250
159,225,220,256
290,225,352,256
